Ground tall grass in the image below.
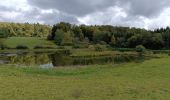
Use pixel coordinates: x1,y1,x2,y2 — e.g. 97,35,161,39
73,54,141,65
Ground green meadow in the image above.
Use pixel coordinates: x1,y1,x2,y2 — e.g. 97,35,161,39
0,57,169,100
3,37,56,49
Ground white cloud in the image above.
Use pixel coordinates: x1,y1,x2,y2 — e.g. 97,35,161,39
145,7,170,29
78,6,127,25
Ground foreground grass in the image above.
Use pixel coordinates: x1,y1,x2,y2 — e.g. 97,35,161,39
3,37,56,49
0,57,170,100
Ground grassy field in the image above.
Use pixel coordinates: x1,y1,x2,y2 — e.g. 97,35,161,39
3,37,56,49
0,57,169,100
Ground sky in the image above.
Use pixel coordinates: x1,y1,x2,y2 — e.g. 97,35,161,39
0,0,170,29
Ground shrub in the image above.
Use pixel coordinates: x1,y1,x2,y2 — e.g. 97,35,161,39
99,41,107,45
34,45,56,49
57,46,65,49
94,44,106,52
113,48,134,52
73,43,89,49
0,44,7,50
47,34,53,40
61,42,73,46
88,45,95,50
136,45,146,53
72,89,83,99
16,45,29,49
59,49,72,55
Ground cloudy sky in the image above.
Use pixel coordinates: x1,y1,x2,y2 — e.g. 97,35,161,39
0,0,170,29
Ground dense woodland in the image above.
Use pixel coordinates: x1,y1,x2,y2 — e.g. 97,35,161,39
49,22,170,50
1,22,170,50
0,22,51,37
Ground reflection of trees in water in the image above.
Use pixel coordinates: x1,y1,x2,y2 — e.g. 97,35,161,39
6,51,144,67
0,39,5,50
7,51,73,67
49,52,72,67
9,53,51,66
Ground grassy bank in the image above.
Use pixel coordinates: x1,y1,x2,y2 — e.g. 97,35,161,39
0,57,169,100
3,37,56,49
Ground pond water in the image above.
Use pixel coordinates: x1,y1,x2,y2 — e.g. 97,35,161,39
0,50,144,68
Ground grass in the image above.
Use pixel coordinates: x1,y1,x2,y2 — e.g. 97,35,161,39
3,37,56,49
71,49,137,57
0,57,169,99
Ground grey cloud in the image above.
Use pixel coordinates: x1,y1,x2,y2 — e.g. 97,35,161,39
0,5,78,25
27,0,170,17
19,7,79,24
127,0,170,17
27,0,118,16
0,5,15,12
38,11,79,24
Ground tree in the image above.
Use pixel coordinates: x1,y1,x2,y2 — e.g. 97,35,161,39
51,22,71,40
150,33,164,49
80,25,97,41
54,30,64,45
72,26,84,41
0,28,9,38
93,30,105,43
62,31,73,45
128,35,142,48
163,29,170,48
110,35,116,46
0,22,51,37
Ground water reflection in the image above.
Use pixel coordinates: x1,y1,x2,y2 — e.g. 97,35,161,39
49,51,76,67
0,51,53,67
0,51,144,68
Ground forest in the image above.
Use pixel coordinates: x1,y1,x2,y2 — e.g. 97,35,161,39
48,22,170,50
0,22,51,37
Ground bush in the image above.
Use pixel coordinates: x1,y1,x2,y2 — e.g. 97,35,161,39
136,45,146,53
73,43,89,49
0,44,7,50
94,44,106,52
57,49,72,55
113,48,134,52
99,41,107,45
88,45,95,50
61,42,73,46
57,46,65,49
34,45,56,49
16,45,29,49
47,34,53,40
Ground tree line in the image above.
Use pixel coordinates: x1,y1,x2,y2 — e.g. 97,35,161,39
48,22,170,50
0,21,170,50
0,22,51,37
